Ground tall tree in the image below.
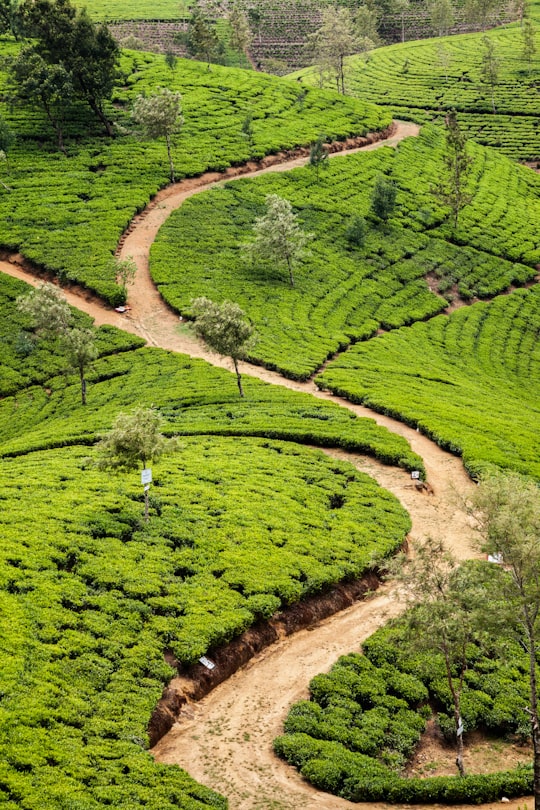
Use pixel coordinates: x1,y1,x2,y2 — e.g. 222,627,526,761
190,297,255,398
94,407,176,522
480,35,499,113
16,282,97,404
11,50,73,152
62,326,98,406
393,0,410,43
464,0,499,30
522,18,536,72
227,2,251,57
187,7,220,68
248,194,313,287
0,0,20,36
308,5,359,94
355,4,381,52
309,134,329,181
432,110,473,232
471,471,540,810
18,0,119,136
132,88,183,181
384,537,484,777
429,0,454,36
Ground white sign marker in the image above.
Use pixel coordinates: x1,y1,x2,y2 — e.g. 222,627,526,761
141,468,152,485
411,470,420,480
199,656,216,670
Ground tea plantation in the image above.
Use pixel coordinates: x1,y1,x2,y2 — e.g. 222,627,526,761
318,286,540,481
150,125,539,379
275,609,533,803
0,273,416,808
0,41,390,303
292,26,540,161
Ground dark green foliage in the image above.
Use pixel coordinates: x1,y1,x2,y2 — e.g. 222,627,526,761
345,214,367,247
276,608,536,803
370,173,397,221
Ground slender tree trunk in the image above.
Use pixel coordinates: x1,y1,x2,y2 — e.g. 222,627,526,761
286,255,295,287
444,652,466,776
166,134,175,182
233,358,244,397
526,620,540,810
79,368,87,406
144,488,149,522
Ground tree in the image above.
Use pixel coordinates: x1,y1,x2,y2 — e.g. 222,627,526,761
190,297,255,398
355,4,381,51
187,8,220,68
112,256,137,300
16,282,97,404
0,0,20,36
227,2,251,57
248,194,313,287
432,110,472,232
370,174,397,222
429,0,454,36
393,0,410,43
480,35,499,113
308,5,359,94
11,50,73,152
132,88,183,182
94,407,176,522
345,215,367,247
522,18,537,72
309,134,329,181
16,281,72,336
437,41,453,81
464,0,499,30
471,471,540,810
62,326,98,405
384,537,484,777
18,0,119,136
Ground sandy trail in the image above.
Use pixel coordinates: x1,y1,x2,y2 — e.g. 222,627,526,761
2,120,526,809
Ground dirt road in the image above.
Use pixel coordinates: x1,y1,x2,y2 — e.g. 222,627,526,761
2,121,524,809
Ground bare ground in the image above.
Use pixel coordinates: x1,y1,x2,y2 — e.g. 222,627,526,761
1,120,530,809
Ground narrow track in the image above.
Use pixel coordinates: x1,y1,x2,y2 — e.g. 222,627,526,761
2,121,527,809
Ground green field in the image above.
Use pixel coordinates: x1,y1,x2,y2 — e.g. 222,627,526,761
0,273,416,808
0,42,390,304
292,26,540,161
318,287,540,481
149,125,539,380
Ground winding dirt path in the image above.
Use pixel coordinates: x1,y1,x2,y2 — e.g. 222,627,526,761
1,121,527,809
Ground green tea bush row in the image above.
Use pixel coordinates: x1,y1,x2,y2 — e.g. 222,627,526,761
0,42,391,303
292,26,540,161
275,613,534,803
150,124,538,378
0,411,410,805
318,286,540,480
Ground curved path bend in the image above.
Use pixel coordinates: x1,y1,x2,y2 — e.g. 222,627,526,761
1,121,524,810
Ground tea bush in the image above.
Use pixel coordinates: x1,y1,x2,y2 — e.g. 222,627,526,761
318,286,540,480
0,42,390,303
292,26,540,161
275,614,534,803
0,274,416,808
150,125,538,378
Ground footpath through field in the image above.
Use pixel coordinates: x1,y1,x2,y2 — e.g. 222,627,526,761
1,121,528,810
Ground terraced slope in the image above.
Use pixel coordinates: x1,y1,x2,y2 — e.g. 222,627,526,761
291,26,540,161
149,125,539,379
0,273,415,809
318,286,540,481
0,43,390,303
